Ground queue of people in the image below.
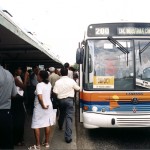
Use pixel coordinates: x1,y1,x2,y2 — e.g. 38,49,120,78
0,62,80,149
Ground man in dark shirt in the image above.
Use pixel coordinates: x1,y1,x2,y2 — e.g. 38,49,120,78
29,66,39,114
0,65,17,149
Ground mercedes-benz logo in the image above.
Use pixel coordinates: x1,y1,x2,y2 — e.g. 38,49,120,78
132,97,138,104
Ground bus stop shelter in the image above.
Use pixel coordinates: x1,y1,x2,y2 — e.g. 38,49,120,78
0,9,63,69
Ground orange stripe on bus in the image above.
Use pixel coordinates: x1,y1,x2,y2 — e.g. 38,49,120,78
80,92,150,110
80,92,150,102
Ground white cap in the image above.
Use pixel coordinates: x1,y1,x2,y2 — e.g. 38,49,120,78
49,67,55,72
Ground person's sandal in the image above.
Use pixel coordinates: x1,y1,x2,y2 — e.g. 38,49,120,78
28,145,40,150
42,143,50,148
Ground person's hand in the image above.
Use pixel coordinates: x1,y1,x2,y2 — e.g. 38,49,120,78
24,71,29,78
24,71,29,85
42,105,49,109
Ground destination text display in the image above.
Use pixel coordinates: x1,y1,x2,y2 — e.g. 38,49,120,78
87,23,150,37
118,27,150,35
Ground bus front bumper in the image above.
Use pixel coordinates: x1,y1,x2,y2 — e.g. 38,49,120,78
83,112,150,128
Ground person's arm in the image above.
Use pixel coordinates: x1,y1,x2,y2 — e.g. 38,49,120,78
15,77,25,90
11,80,17,97
38,94,49,109
23,71,29,86
36,83,49,109
73,81,80,91
53,82,58,96
15,73,29,90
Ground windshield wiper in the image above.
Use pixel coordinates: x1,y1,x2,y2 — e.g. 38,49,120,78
107,36,129,54
139,42,150,54
139,41,150,65
107,36,129,66
138,42,142,64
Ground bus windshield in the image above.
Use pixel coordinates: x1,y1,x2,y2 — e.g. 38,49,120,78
84,39,150,91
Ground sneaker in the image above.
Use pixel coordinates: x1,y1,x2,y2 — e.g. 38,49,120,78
42,143,50,148
28,145,40,150
65,138,72,143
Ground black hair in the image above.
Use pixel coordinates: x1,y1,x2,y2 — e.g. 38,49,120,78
32,65,39,70
9,66,22,76
39,70,49,84
73,73,78,78
64,62,69,68
60,68,68,76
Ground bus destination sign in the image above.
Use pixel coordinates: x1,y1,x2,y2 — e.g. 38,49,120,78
87,23,150,37
117,27,150,35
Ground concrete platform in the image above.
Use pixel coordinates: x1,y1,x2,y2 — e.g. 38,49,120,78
14,108,77,150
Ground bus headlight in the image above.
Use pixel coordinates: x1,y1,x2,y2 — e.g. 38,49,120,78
92,106,98,112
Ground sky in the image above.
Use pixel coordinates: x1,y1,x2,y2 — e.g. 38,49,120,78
1,0,150,65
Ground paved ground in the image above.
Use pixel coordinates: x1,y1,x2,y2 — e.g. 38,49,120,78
14,107,77,150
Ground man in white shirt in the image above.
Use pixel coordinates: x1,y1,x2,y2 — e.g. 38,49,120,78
53,68,80,143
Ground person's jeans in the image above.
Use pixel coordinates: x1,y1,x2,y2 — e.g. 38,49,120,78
58,97,74,140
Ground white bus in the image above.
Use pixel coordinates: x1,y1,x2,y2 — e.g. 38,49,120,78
76,22,150,128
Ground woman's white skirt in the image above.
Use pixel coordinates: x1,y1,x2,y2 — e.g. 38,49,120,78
31,104,56,129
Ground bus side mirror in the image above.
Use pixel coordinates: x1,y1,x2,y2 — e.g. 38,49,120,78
76,48,84,64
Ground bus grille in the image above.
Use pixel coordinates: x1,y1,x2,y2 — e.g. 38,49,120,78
117,118,150,127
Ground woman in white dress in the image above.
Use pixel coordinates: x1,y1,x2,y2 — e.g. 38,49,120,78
29,70,53,149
